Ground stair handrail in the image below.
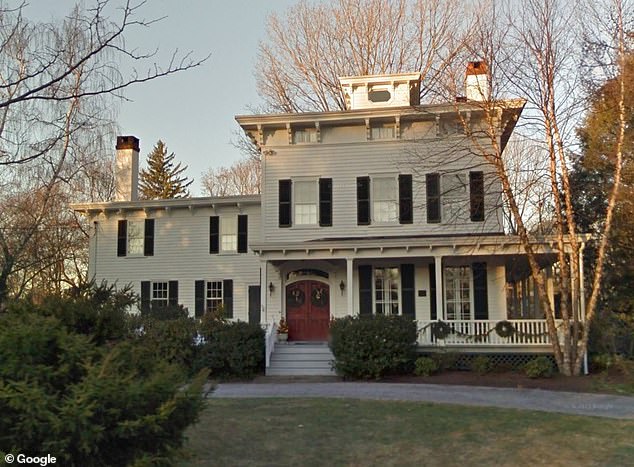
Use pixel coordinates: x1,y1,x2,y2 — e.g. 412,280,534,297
264,320,277,368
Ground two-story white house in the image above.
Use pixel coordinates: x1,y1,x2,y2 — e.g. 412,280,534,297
73,64,586,375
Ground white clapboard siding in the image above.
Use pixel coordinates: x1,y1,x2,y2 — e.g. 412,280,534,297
260,123,504,243
89,203,261,320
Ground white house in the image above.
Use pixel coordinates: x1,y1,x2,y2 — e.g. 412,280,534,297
73,64,587,375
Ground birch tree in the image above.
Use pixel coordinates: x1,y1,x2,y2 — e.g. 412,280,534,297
0,1,205,305
256,0,464,112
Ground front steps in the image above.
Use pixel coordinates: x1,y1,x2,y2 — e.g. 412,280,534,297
266,342,336,376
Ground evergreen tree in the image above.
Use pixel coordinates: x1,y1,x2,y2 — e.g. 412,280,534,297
139,140,193,199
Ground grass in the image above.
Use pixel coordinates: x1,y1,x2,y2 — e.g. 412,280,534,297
180,398,634,467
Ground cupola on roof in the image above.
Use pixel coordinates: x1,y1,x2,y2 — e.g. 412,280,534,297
338,72,422,110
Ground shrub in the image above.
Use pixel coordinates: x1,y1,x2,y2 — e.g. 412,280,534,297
329,315,417,379
0,299,207,466
470,355,491,375
10,281,136,345
432,352,460,371
140,302,191,321
414,356,440,376
134,316,199,370
194,321,264,378
524,356,555,378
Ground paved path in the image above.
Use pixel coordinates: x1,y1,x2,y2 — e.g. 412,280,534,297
211,381,634,420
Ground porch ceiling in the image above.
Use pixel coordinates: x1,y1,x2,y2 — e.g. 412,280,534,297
251,234,589,261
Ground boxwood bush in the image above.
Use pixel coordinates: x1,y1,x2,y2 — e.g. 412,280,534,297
329,315,418,379
194,321,264,378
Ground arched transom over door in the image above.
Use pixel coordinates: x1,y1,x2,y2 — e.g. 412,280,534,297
285,280,330,341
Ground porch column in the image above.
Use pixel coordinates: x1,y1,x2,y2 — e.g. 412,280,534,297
260,260,268,324
346,257,354,315
434,256,444,320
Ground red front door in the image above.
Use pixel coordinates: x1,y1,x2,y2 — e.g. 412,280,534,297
286,280,330,341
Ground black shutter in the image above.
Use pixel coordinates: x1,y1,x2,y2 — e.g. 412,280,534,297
144,219,155,256
357,176,370,225
279,179,292,227
358,265,373,315
426,173,441,223
195,280,205,318
470,171,484,222
209,216,219,254
319,178,332,227
401,264,415,318
117,220,127,257
168,280,178,306
238,215,248,253
473,262,488,319
223,279,233,319
399,174,413,224
140,281,151,312
429,263,437,320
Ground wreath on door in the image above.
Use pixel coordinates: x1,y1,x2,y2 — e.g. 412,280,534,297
286,288,305,307
311,286,329,307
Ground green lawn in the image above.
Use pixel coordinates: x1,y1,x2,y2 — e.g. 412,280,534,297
180,398,634,467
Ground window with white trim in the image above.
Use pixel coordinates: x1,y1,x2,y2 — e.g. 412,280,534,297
221,217,237,252
372,177,397,223
127,220,144,255
445,266,471,320
206,281,223,313
371,123,395,140
293,128,317,144
152,281,169,308
374,267,400,315
294,180,318,225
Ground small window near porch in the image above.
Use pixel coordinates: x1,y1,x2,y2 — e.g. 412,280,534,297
374,267,399,315
506,276,543,319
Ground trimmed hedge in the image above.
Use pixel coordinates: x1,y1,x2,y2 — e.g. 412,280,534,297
194,321,264,378
329,315,417,379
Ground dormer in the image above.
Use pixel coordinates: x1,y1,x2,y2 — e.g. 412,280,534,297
338,72,421,110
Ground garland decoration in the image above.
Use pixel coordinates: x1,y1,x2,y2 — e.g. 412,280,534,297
495,320,515,338
431,321,451,340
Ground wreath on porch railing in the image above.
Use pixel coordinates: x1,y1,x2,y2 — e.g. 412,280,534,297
495,320,516,338
430,321,451,340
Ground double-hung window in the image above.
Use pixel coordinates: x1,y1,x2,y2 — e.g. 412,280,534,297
372,177,398,223
127,220,144,255
221,217,237,252
294,180,318,225
152,281,169,308
206,281,223,313
371,123,395,140
140,280,178,312
117,219,154,257
195,279,234,318
374,267,400,315
210,215,248,254
293,128,317,144
444,266,471,320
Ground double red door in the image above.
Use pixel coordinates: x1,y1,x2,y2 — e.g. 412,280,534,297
285,280,330,341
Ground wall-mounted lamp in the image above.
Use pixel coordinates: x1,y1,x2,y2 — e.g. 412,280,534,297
339,280,345,295
269,282,275,296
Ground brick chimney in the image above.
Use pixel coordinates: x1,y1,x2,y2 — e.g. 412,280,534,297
465,61,490,102
115,136,139,202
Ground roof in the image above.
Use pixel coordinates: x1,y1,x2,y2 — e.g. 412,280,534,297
71,194,261,213
235,99,526,130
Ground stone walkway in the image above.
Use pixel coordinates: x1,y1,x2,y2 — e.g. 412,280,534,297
211,381,634,420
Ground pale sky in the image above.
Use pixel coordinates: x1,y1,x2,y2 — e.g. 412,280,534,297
26,0,302,194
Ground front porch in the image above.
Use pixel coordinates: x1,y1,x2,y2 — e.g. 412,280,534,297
416,318,561,349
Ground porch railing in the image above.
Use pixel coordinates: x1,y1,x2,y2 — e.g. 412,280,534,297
417,319,561,346
264,320,278,368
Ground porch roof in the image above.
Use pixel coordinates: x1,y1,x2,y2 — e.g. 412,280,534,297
251,233,590,261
